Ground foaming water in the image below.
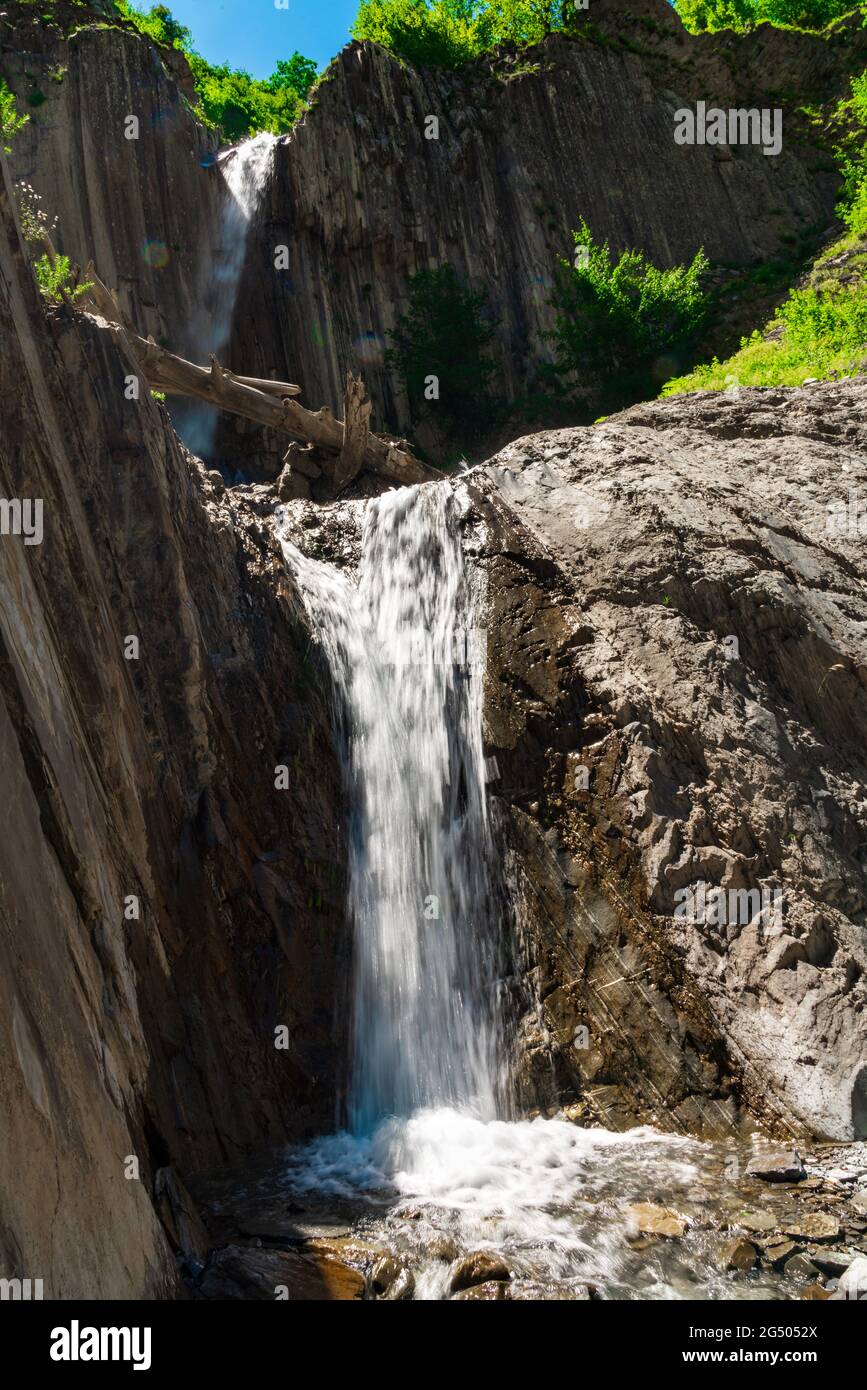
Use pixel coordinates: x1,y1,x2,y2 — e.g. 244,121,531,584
285,1107,787,1300
176,132,277,458
281,484,501,1133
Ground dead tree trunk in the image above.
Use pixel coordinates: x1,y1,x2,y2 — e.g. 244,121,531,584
81,264,433,489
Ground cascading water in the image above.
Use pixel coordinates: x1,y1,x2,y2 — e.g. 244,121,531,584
277,484,793,1301
175,132,277,460
281,484,502,1133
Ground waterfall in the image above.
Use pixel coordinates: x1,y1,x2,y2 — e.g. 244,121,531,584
176,132,277,460
277,484,767,1301
280,484,502,1134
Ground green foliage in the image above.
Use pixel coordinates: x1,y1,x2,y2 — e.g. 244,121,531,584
351,0,570,69
115,1,191,48
0,79,29,152
264,54,318,99
34,253,93,304
835,72,867,235
548,220,710,408
387,264,502,439
115,4,317,138
673,0,859,31
663,237,867,392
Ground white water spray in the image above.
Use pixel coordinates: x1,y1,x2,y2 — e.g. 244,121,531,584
177,132,277,459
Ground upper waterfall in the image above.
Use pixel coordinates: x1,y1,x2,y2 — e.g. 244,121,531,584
177,132,277,459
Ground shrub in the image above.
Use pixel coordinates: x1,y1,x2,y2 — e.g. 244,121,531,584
0,79,29,152
549,220,709,407
835,72,867,235
34,253,93,304
386,264,502,439
351,0,571,69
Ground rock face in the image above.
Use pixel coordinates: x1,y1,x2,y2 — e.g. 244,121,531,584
0,157,348,1297
2,6,221,351
470,381,867,1142
7,4,862,474
225,6,860,464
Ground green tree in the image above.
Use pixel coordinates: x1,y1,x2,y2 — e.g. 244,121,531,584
673,0,858,31
116,4,317,137
265,54,319,99
351,0,569,69
549,220,709,407
387,264,501,440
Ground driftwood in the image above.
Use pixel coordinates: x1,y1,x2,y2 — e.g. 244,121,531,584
80,262,433,489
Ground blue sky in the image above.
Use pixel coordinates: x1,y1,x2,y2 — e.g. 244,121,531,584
158,0,361,78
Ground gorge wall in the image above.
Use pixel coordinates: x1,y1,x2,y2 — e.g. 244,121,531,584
2,0,866,1301
0,155,349,1297
5,2,865,473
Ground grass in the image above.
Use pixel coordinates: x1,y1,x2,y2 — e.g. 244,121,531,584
662,231,867,392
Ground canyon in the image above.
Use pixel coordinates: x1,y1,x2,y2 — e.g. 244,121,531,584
0,0,865,1302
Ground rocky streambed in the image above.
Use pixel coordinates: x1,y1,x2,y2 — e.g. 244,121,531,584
185,1124,867,1301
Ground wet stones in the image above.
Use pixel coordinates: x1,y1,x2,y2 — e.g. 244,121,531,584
735,1209,778,1235
720,1237,758,1272
370,1254,415,1301
783,1212,840,1243
626,1203,688,1239
449,1251,512,1293
746,1152,806,1184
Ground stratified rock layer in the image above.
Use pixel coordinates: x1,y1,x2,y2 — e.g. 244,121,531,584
472,381,867,1141
0,156,347,1298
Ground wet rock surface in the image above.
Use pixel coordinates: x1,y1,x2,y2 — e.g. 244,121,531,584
467,381,867,1143
0,156,348,1297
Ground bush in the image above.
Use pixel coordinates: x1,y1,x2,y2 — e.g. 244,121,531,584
673,0,859,31
386,264,502,440
835,72,867,235
34,253,93,304
0,79,29,152
351,0,570,69
549,220,709,407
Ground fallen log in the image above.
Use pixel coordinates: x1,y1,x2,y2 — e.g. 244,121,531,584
80,263,434,488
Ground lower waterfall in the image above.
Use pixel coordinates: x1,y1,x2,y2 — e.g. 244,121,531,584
278,484,787,1302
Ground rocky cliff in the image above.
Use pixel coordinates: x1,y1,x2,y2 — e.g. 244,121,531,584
6,2,864,473
226,1,864,465
2,0,866,1302
0,154,349,1298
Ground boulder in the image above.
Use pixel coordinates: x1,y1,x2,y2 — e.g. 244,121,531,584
627,1203,688,1239
449,1251,512,1293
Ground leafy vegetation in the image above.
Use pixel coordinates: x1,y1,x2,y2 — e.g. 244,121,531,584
114,3,317,138
672,0,861,31
548,221,710,410
351,0,572,68
662,229,867,391
0,79,29,153
835,71,867,235
33,252,93,304
386,264,502,444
